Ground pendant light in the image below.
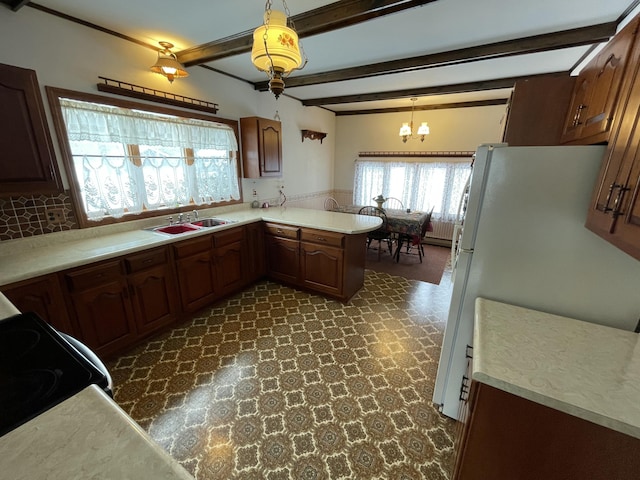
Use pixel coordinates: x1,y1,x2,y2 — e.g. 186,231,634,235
251,0,307,99
150,41,189,83
399,98,430,143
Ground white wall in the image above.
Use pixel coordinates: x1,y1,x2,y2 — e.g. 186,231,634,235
334,105,507,190
0,6,334,204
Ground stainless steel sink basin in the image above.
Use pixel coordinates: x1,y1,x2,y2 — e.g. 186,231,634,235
191,218,231,227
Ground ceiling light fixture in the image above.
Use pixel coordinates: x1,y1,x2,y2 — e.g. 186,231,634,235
399,98,430,143
150,41,189,83
251,0,307,99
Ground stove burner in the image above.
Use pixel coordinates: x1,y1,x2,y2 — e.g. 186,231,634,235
0,313,108,437
0,328,41,362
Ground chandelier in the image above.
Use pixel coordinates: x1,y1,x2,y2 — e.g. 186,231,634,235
150,42,189,83
399,98,430,143
251,0,307,99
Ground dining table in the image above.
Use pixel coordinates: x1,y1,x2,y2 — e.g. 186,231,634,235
333,205,433,262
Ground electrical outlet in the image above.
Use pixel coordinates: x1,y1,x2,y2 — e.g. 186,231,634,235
46,208,65,225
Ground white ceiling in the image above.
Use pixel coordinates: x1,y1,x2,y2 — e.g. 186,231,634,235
12,0,640,112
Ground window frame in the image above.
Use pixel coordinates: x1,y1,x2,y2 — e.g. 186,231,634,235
46,86,242,229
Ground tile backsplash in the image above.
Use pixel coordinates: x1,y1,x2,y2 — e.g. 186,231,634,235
0,189,354,242
0,192,77,241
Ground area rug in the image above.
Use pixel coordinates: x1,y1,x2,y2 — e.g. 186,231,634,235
365,242,450,285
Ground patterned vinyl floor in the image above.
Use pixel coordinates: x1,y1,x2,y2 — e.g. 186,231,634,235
107,265,457,479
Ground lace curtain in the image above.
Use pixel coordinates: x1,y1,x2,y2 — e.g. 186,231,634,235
60,98,240,220
353,159,471,223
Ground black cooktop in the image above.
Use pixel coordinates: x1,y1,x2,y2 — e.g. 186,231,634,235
0,312,108,436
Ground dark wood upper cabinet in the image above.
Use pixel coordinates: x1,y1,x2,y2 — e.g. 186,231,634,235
560,18,639,145
240,116,283,178
0,63,62,196
502,74,575,146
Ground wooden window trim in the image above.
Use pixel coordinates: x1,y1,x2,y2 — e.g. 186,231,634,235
45,86,242,229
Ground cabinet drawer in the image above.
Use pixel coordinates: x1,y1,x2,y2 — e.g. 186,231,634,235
301,228,344,248
124,247,167,273
64,261,123,292
264,223,299,240
213,227,243,248
173,235,212,259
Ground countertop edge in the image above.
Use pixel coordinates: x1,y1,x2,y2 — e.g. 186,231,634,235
0,207,381,287
473,297,640,440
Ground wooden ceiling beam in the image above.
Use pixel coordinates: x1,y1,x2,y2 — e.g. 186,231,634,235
177,0,438,67
334,98,509,116
301,72,569,106
256,22,616,90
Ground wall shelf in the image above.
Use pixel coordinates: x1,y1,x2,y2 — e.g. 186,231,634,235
96,77,219,114
301,129,327,144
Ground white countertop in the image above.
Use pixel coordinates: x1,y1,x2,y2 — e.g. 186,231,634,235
0,385,193,480
0,206,380,287
473,297,640,439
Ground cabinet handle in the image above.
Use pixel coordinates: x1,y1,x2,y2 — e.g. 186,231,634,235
603,183,621,213
315,236,326,242
459,374,471,401
465,344,473,359
611,184,630,219
49,163,55,180
571,104,587,127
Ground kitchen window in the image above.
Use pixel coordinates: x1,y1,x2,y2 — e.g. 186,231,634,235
353,159,471,222
46,88,241,227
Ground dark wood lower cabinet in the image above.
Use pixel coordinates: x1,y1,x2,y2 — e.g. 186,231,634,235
453,382,640,480
213,228,245,297
2,274,74,334
2,222,368,358
265,223,367,302
63,261,138,358
175,245,217,313
128,264,178,336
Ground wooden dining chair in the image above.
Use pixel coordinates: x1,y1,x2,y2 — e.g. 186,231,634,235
397,205,434,263
384,197,404,210
358,206,393,260
324,197,339,210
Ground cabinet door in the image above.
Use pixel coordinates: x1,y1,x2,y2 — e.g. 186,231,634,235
560,18,638,145
240,117,282,178
259,118,282,177
2,274,73,334
68,277,137,358
300,242,343,297
502,75,575,146
176,250,217,313
128,263,179,336
215,240,244,297
265,235,300,284
0,63,61,196
124,247,179,335
560,70,596,143
579,22,638,140
245,222,266,283
586,37,640,260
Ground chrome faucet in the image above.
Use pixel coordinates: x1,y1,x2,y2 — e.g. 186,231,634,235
177,213,184,224
193,210,199,220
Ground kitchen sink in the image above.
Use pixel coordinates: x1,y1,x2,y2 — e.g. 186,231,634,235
147,217,235,236
153,224,202,235
191,218,231,227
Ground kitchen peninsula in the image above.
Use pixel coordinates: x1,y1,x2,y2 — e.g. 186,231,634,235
0,207,381,478
453,297,640,480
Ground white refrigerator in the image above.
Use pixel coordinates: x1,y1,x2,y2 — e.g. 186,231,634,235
432,144,640,420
